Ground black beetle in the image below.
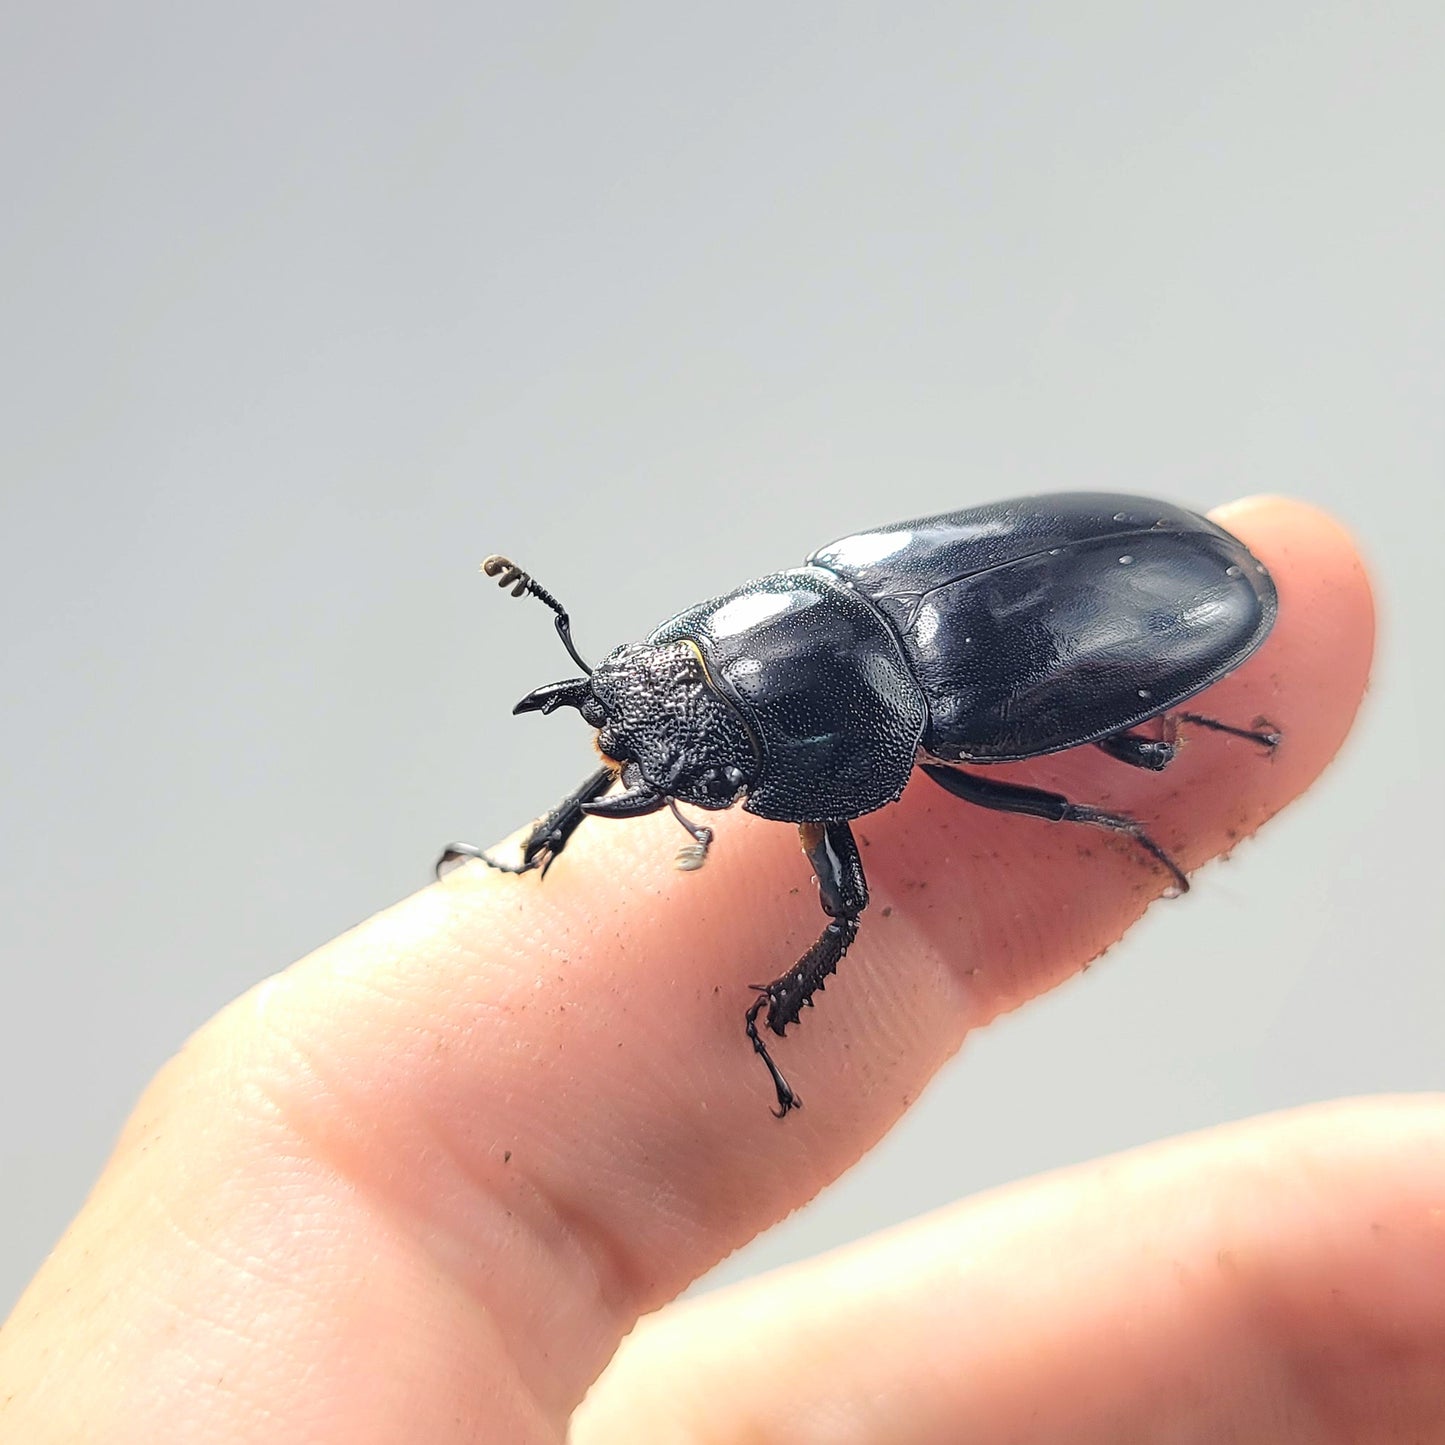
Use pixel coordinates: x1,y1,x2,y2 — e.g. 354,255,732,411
439,492,1279,1116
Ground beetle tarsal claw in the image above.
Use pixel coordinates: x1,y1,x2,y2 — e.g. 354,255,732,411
674,823,714,872
665,800,714,871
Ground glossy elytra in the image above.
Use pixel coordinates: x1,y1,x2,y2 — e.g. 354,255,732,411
438,493,1280,1117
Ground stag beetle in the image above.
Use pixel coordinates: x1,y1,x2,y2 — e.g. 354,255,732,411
438,493,1279,1116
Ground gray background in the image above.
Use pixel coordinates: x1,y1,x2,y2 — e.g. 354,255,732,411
2,3,1442,1316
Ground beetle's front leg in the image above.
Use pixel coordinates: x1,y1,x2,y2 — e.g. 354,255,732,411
745,820,868,1118
435,765,616,879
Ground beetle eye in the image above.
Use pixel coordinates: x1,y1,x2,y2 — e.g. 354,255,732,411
580,697,607,726
696,766,744,803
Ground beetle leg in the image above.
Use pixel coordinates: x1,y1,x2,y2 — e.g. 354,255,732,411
435,765,616,880
919,763,1189,895
1095,715,1179,771
1098,712,1280,771
1176,712,1282,749
1095,731,1177,771
744,820,869,1118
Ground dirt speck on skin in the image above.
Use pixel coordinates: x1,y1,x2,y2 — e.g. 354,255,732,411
881,906,893,918
503,1150,511,1164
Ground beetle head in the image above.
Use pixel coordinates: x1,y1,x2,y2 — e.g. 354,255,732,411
516,640,756,816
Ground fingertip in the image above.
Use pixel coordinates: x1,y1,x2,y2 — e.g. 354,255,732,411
1208,493,1376,773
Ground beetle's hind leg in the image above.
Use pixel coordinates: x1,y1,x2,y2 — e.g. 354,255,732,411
1176,712,1282,749
436,765,615,879
1097,713,1280,772
920,764,1189,895
745,820,868,1118
1095,719,1179,772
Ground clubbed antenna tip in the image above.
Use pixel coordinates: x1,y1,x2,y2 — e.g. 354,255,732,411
480,554,593,675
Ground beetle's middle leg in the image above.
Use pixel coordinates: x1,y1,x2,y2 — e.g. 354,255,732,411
919,763,1189,895
1097,713,1281,771
435,764,615,879
745,820,868,1118
1094,718,1180,772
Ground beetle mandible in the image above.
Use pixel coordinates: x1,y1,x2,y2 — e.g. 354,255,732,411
438,492,1279,1117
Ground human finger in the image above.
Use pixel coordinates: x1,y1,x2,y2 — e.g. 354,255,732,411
575,1095,1445,1444
0,497,1373,1443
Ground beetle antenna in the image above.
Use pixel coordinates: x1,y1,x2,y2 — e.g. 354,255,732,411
481,555,592,675
668,799,714,872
